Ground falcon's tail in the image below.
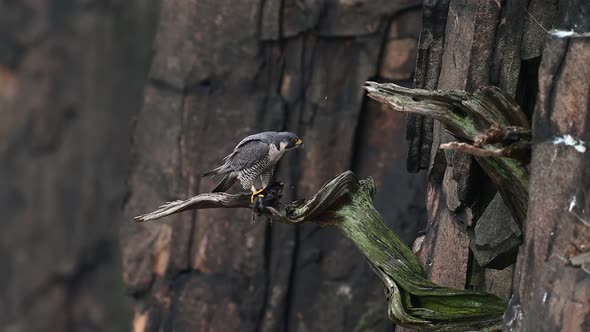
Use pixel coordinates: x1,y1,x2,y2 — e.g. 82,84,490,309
202,165,231,178
212,172,238,192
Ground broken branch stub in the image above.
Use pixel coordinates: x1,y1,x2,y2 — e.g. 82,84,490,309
364,82,530,227
135,171,506,331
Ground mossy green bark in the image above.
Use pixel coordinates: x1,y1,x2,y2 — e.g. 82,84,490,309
365,82,530,228
284,172,506,331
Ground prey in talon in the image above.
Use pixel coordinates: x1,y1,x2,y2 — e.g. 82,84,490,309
252,182,284,223
202,131,303,204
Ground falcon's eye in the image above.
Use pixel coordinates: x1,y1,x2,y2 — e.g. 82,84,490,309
291,137,303,146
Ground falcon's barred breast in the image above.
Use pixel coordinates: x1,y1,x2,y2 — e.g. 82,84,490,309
202,131,303,193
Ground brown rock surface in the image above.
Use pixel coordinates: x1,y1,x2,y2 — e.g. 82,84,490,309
0,1,158,331
123,1,425,331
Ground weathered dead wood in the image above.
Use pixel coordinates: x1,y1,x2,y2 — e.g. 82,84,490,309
473,126,532,148
505,30,590,332
135,171,506,331
364,82,530,228
439,142,530,162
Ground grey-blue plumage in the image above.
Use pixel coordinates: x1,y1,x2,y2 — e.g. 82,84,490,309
203,131,303,193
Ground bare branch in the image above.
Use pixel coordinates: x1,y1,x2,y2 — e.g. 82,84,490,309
440,142,510,158
133,192,252,222
474,125,532,147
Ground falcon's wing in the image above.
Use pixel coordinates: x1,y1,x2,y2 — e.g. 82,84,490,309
226,140,270,171
222,131,277,162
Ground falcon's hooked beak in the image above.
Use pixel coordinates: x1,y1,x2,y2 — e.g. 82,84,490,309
295,138,303,148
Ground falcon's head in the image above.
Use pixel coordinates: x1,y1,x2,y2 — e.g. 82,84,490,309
272,131,303,150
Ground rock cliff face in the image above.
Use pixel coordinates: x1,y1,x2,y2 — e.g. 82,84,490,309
3,1,588,331
0,1,158,331
399,1,590,331
121,1,425,331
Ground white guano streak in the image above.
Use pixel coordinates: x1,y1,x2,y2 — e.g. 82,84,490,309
553,135,586,153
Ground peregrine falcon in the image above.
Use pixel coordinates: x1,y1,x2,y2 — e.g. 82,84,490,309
202,131,303,202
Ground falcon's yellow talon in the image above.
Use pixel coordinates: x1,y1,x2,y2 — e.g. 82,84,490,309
251,189,265,203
